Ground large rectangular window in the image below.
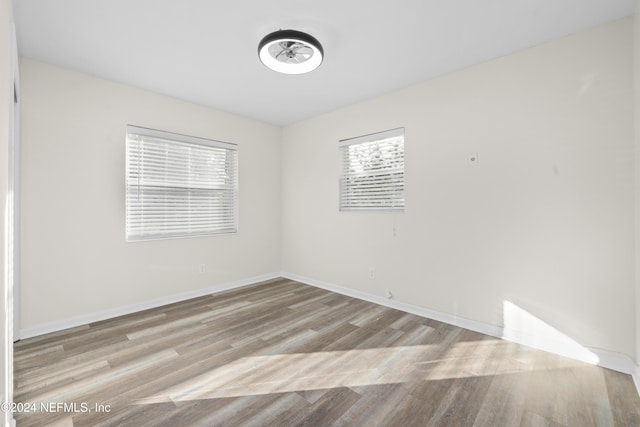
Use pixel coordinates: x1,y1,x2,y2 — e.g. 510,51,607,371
126,125,238,241
339,128,405,212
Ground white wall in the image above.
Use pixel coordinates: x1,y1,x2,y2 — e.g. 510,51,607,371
0,0,14,424
635,1,640,368
282,18,635,358
20,58,281,331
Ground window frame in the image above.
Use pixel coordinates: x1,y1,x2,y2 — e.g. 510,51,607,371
338,127,405,213
125,125,238,242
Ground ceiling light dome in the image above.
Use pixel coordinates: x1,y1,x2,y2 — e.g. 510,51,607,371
258,29,324,74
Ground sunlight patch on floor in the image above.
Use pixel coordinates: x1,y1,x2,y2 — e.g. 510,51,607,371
134,338,584,404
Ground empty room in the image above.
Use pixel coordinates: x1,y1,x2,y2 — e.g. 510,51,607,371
0,0,640,425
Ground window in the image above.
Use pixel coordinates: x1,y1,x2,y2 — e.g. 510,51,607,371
339,128,405,212
126,125,238,241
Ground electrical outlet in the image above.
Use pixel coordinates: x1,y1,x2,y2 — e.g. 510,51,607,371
369,268,375,280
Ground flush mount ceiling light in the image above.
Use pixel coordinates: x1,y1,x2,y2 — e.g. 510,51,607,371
258,29,324,74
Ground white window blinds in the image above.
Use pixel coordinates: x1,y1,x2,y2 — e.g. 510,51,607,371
126,125,238,241
339,128,404,212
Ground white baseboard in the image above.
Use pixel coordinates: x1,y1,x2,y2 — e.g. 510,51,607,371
281,272,640,396
281,272,505,337
19,273,280,340
632,364,640,397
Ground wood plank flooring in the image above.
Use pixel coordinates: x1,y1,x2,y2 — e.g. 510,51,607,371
13,278,640,426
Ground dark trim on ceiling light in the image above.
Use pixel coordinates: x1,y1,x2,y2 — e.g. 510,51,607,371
258,29,324,74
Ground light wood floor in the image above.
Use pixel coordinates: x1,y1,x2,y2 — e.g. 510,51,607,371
13,278,640,426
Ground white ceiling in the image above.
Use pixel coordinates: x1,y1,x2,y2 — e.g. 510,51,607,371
14,0,636,126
